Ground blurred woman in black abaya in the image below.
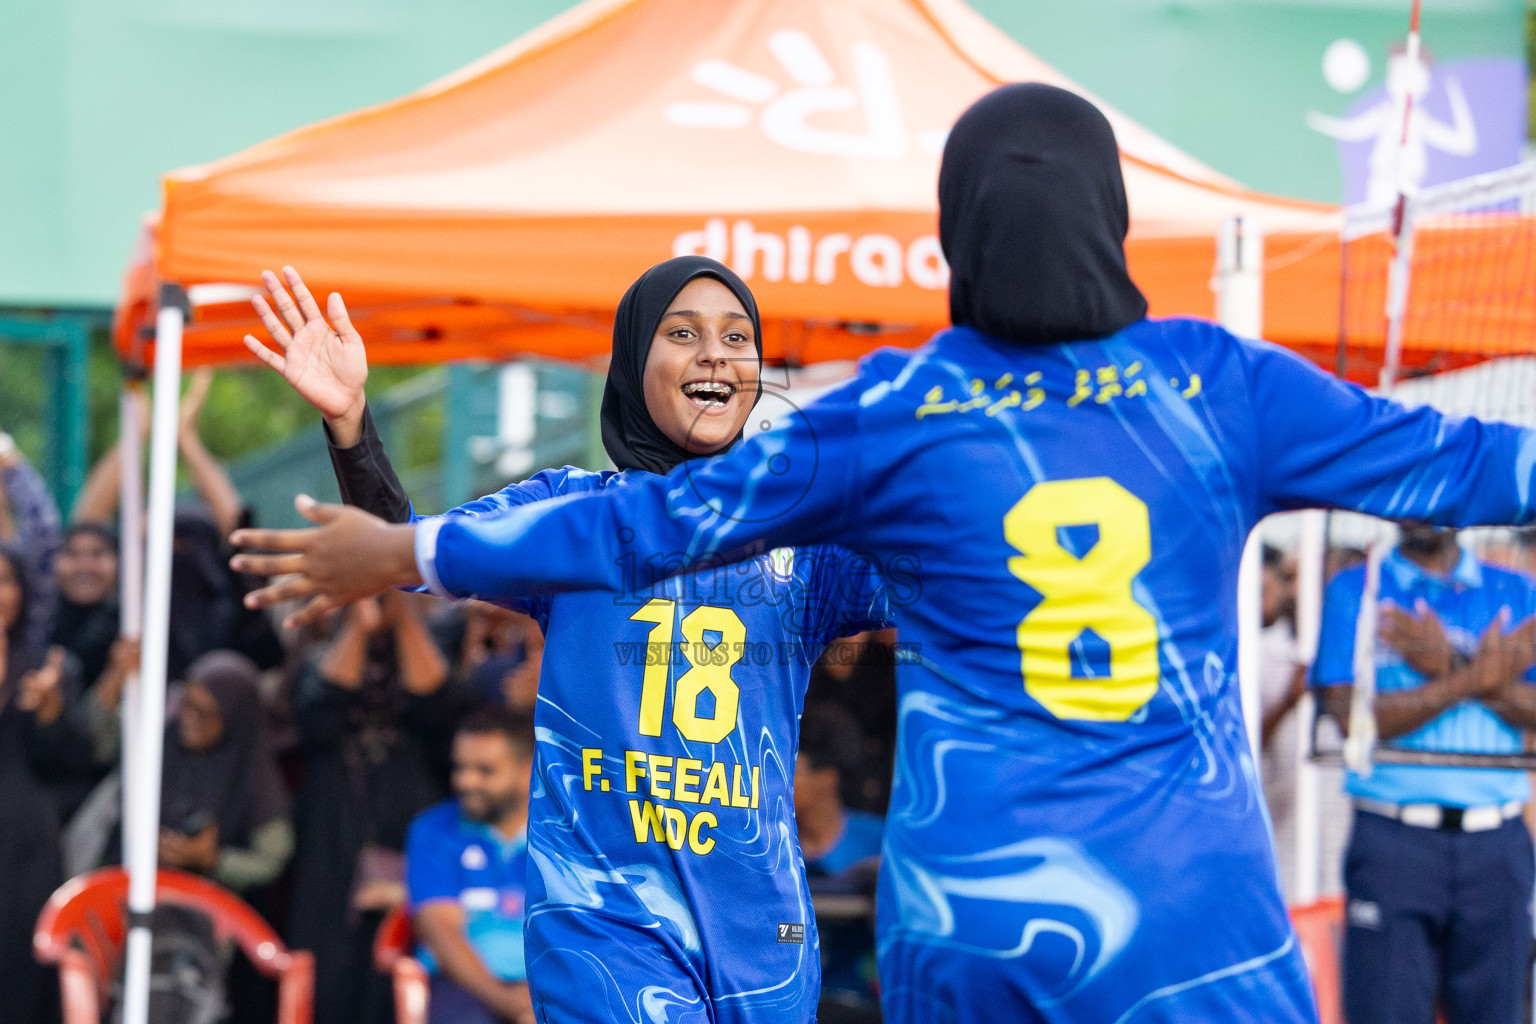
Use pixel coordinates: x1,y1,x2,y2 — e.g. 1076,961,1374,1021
0,544,92,1024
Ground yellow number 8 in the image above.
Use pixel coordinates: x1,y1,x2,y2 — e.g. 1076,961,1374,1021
1004,478,1159,722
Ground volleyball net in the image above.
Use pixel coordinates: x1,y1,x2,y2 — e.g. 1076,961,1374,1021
1307,158,1536,773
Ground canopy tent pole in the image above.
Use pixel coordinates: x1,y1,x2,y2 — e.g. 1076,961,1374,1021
121,285,187,1024
118,380,146,878
1217,215,1266,764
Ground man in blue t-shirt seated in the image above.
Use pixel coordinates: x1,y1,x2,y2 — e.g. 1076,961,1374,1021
1314,524,1536,1024
796,703,884,1020
405,707,535,1024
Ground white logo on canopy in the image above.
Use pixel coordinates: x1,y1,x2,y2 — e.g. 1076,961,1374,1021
665,30,947,161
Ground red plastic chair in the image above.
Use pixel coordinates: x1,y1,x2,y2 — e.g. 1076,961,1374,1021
33,867,314,1024
1290,897,1345,1024
373,905,429,1024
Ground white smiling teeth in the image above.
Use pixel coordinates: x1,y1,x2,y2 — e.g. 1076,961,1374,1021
682,381,734,405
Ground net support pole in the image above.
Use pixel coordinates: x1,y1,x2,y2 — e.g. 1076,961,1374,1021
1217,216,1266,763
121,285,187,1024
118,382,146,876
1349,9,1422,775
1291,509,1327,904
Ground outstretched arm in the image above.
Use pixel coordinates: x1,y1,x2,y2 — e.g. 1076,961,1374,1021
1305,107,1383,143
177,369,245,538
418,388,865,600
1249,339,1536,526
72,388,151,526
232,381,868,625
71,446,125,528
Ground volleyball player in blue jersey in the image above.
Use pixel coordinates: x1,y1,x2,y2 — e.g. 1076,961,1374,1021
238,258,891,1024
235,86,1536,1021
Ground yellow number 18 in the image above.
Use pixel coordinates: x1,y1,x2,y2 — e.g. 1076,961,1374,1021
1004,477,1159,722
629,599,744,744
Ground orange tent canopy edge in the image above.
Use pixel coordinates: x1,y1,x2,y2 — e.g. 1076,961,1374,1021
116,0,1357,372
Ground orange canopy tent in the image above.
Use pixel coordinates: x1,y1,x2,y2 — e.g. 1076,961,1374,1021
114,0,1346,371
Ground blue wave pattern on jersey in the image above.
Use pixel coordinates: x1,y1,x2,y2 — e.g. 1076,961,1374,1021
423,466,890,1024
430,319,1536,1023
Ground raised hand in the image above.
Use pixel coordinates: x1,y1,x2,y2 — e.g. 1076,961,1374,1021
229,495,423,629
18,647,68,725
178,367,214,441
246,267,369,445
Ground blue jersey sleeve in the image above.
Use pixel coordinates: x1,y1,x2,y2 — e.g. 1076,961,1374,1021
405,807,460,908
419,470,564,522
1245,339,1536,524
1311,567,1365,688
426,380,868,600
411,468,580,619
809,546,894,645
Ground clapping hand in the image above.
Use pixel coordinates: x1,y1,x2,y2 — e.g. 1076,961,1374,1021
160,823,220,873
1466,609,1536,698
1379,599,1455,678
18,647,67,725
246,267,370,445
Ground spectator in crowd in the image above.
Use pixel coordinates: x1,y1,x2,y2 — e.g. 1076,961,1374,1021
71,371,281,682
156,651,294,892
288,590,465,1024
44,521,142,778
796,703,883,1020
49,523,122,695
0,428,63,652
805,629,897,813
0,543,92,1024
405,707,535,1024
1315,523,1536,1024
1257,545,1348,900
449,601,543,712
155,650,296,1024
1259,546,1302,748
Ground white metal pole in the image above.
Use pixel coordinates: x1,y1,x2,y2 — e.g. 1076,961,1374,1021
118,384,146,871
1291,509,1327,905
121,289,186,1024
1347,2,1423,780
1217,216,1266,763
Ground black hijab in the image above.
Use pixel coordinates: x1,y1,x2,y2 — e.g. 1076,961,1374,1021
938,83,1148,345
599,256,763,475
50,523,121,689
168,511,236,683
161,651,285,847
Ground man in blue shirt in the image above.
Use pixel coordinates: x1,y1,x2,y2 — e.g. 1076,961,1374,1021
796,703,884,1015
1314,524,1536,1024
405,707,535,1024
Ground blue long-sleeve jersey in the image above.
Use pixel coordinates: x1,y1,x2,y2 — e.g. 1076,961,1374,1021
419,318,1536,1023
414,467,891,1023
